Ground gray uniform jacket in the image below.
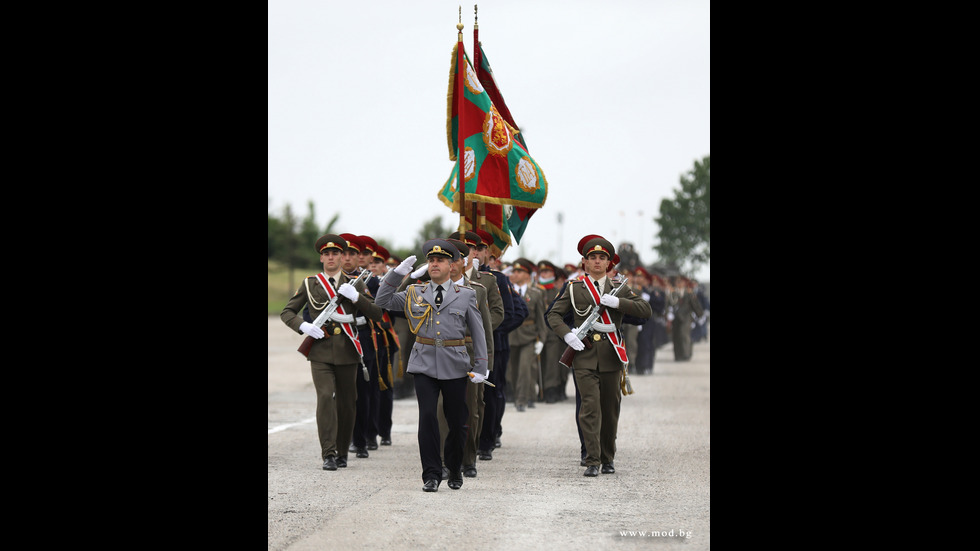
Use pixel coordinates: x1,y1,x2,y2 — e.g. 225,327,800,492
375,270,489,380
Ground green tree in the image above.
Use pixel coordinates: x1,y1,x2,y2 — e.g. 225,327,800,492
654,155,709,275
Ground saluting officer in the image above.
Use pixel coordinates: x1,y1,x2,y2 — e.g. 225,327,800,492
547,236,652,477
280,234,384,471
374,239,489,492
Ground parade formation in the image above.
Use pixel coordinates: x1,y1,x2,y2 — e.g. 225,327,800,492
275,4,708,499
279,229,707,492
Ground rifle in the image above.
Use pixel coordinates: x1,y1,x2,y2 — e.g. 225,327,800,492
297,270,371,358
558,277,629,369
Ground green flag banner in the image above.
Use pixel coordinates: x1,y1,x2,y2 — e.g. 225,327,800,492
439,42,548,234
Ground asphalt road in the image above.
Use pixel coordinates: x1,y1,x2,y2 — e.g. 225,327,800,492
268,316,710,550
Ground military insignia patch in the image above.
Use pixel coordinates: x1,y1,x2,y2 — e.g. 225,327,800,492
515,156,539,192
483,105,513,157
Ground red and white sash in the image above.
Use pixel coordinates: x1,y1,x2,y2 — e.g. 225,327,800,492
582,277,629,367
316,273,365,359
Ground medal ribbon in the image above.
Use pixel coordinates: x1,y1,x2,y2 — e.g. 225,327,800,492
316,273,365,359
582,277,629,366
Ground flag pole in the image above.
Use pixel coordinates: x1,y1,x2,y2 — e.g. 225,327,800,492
471,4,481,234
456,8,467,236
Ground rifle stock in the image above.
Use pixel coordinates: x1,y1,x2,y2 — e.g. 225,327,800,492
558,337,591,369
297,334,316,358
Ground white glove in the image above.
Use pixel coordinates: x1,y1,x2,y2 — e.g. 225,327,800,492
600,294,620,309
393,255,418,276
410,263,429,279
468,371,488,384
300,321,324,339
667,311,675,322
564,332,585,351
641,292,650,301
471,257,480,270
534,341,544,355
338,282,359,302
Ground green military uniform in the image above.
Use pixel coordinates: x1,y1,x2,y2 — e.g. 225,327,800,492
280,234,383,469
546,237,652,475
669,276,704,361
508,258,549,409
537,260,569,402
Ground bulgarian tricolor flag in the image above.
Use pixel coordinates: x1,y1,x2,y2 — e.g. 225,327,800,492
437,34,547,255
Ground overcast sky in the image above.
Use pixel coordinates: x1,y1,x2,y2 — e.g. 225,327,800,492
269,0,709,280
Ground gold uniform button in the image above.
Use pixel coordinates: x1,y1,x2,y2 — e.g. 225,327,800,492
593,333,601,341
334,327,342,335
436,321,440,325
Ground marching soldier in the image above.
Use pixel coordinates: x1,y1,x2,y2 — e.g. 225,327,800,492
437,236,496,479
507,258,549,411
385,254,415,400
339,233,363,278
339,234,380,459
470,229,526,459
668,275,704,361
367,244,398,446
280,234,384,471
547,236,652,477
374,239,489,492
621,270,641,375
631,267,666,375
537,260,568,403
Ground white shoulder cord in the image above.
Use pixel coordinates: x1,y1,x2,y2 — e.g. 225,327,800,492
569,281,591,317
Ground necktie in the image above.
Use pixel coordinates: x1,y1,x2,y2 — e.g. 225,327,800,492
329,277,336,289
435,285,444,306
594,280,601,292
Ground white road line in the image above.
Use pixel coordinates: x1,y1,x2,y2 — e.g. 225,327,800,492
268,417,315,434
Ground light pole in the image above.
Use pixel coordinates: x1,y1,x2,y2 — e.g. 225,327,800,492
556,211,563,259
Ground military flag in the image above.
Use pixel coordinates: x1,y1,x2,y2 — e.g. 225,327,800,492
437,34,547,253
473,35,539,245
